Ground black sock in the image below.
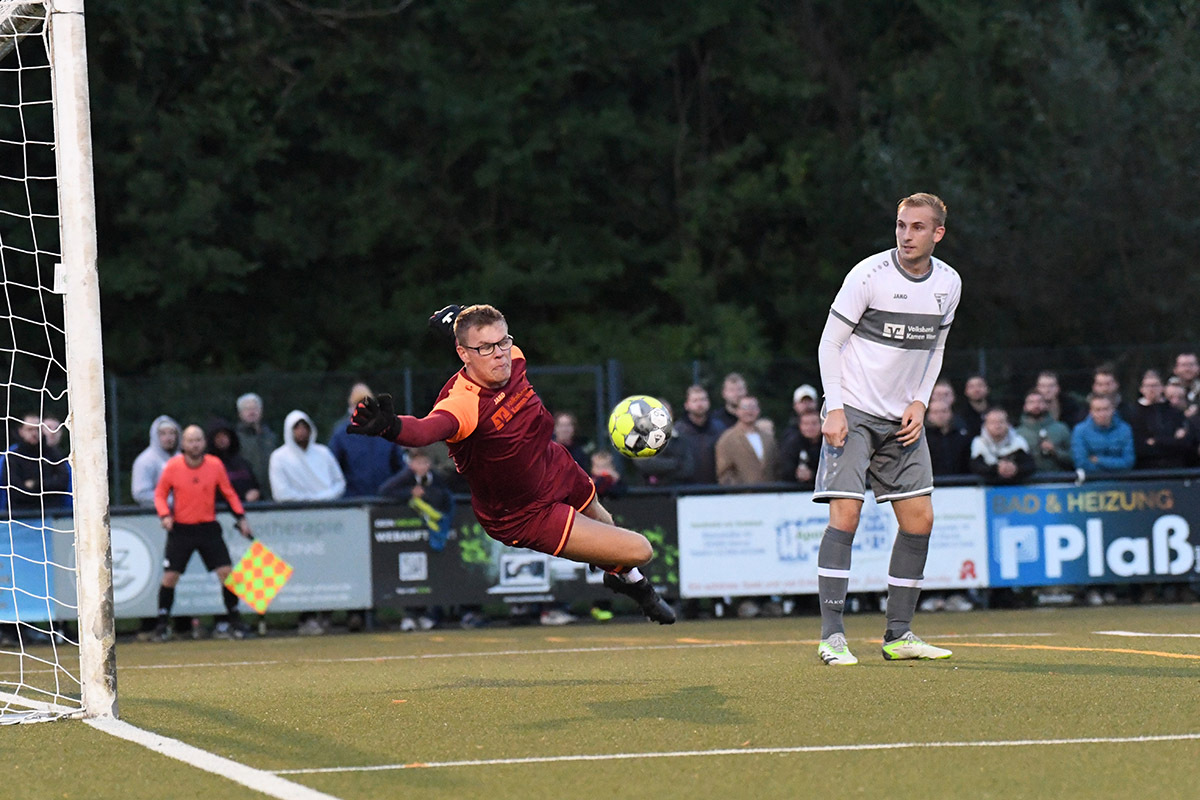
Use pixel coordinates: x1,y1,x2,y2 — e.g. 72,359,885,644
157,585,175,622
222,587,241,623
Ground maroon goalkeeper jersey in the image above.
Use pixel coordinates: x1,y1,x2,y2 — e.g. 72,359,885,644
427,346,574,526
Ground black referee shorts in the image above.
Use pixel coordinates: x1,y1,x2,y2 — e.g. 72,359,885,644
163,521,233,574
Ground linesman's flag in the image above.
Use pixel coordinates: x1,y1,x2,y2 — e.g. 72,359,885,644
224,540,293,614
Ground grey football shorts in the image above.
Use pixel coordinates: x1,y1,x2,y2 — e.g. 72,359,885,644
813,404,933,504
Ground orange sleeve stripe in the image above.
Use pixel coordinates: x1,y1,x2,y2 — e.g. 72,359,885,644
433,374,481,443
552,508,576,557
577,482,597,514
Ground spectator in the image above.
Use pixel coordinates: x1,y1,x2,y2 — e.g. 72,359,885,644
1165,378,1200,466
792,384,819,417
1014,389,1074,473
969,408,1035,485
41,415,72,511
715,395,779,485
328,382,406,497
153,424,254,640
960,374,990,438
1035,370,1080,425
552,411,589,470
924,399,971,476
1171,352,1200,415
931,379,970,431
588,450,626,498
630,401,694,486
130,415,180,507
1129,369,1192,469
380,448,454,631
673,385,726,484
206,420,262,502
714,372,747,429
270,410,345,635
3,413,72,512
269,410,346,502
1071,395,1135,476
235,393,278,501
1085,365,1134,424
779,408,822,487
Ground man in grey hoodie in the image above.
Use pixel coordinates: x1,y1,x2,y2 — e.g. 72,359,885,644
131,415,180,506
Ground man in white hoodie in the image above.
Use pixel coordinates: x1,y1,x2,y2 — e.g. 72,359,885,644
268,410,346,501
131,415,181,507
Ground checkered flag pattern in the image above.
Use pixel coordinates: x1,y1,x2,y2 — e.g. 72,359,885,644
223,541,294,614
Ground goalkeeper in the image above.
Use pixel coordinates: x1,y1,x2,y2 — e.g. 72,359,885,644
347,303,674,624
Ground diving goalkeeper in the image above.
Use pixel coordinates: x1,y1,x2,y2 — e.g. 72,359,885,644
347,303,674,624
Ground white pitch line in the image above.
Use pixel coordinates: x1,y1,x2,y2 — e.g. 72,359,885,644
119,633,1056,672
1096,630,1200,638
275,733,1200,775
86,717,342,800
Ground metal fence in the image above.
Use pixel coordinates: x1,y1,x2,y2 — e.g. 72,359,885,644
103,341,1196,503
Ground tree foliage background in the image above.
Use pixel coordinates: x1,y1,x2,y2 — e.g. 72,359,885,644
87,0,1200,379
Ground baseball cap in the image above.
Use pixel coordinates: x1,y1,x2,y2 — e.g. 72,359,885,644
793,384,818,403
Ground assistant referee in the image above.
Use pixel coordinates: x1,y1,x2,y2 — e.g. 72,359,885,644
153,424,253,640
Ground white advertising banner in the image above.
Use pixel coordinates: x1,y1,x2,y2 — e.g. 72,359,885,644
677,487,988,598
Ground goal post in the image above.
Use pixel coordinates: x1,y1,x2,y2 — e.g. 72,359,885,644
53,0,116,720
0,0,116,722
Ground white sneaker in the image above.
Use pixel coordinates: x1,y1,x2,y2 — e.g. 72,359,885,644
919,596,945,612
943,594,974,612
417,615,437,631
297,618,325,636
539,609,578,626
400,616,418,632
817,633,859,665
882,631,952,660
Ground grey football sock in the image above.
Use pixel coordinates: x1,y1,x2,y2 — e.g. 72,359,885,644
818,526,855,639
885,530,930,641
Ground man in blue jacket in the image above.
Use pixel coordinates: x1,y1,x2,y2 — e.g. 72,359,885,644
1071,395,1135,475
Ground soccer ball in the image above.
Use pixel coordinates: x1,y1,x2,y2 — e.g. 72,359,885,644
607,395,673,458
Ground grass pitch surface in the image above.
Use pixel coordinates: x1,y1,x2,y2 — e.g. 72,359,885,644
3,604,1199,799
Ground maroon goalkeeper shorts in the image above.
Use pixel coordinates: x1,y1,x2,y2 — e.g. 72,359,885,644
476,453,597,556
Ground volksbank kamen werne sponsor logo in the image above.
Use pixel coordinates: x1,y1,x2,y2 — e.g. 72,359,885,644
883,322,937,341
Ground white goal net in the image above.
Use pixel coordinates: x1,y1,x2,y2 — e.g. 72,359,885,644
0,0,115,724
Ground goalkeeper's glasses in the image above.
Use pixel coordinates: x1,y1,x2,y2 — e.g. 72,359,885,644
462,335,514,356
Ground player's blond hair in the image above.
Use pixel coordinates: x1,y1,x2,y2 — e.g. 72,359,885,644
898,192,948,227
454,304,506,345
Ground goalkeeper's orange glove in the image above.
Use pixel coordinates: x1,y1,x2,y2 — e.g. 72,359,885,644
346,393,402,440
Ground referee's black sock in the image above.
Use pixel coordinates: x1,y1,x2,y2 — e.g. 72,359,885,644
157,586,175,626
222,587,241,624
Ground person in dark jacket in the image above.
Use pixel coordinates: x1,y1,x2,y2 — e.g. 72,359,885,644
924,399,971,476
206,419,261,502
1128,369,1193,469
673,385,726,484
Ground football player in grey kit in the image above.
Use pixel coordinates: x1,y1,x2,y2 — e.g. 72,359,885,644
813,192,962,665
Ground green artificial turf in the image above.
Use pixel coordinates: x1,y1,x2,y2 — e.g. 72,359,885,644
3,605,1198,800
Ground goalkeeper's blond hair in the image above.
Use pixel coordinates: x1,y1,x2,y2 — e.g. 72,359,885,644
454,304,506,345
898,193,947,227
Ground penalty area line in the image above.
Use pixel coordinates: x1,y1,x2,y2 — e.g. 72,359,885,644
1096,630,1200,639
86,717,342,800
275,732,1200,774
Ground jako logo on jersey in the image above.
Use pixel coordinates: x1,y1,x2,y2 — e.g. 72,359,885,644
893,293,907,299
883,322,906,339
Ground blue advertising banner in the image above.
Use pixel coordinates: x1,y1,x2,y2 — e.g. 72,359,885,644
0,519,65,623
986,480,1200,587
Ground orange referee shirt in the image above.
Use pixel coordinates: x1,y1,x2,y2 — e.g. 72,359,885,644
153,454,245,524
